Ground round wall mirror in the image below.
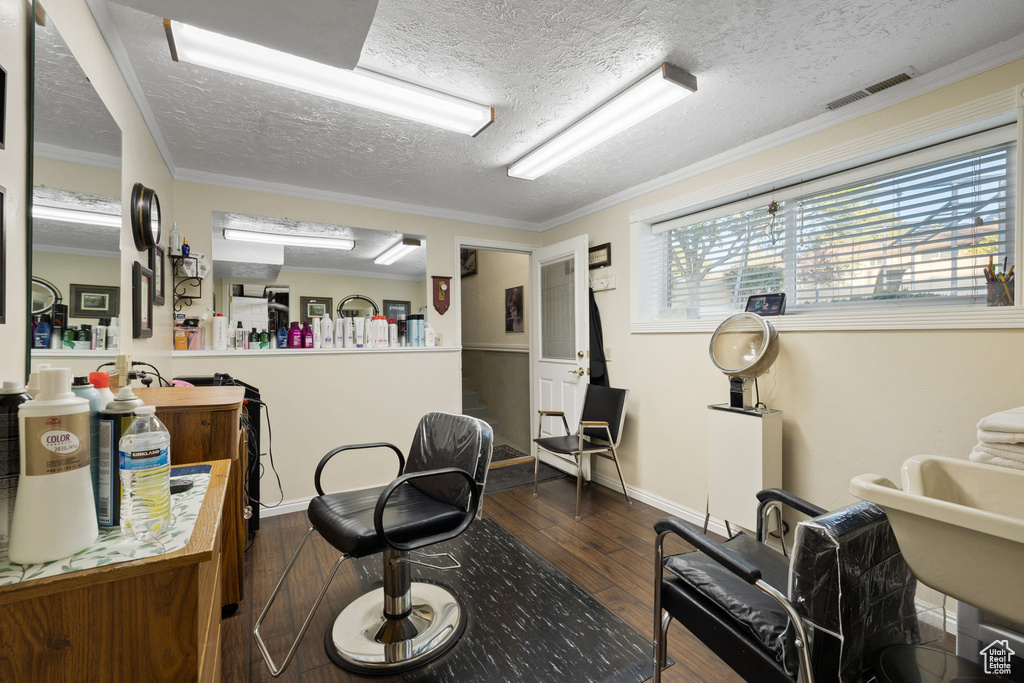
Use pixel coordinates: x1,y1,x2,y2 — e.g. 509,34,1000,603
130,182,161,251
31,277,61,315
337,295,379,317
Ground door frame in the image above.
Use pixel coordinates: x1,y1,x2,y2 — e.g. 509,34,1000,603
453,236,539,447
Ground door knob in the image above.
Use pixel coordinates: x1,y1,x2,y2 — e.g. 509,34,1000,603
568,367,585,376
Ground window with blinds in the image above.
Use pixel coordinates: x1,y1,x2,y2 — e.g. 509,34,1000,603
644,137,1016,320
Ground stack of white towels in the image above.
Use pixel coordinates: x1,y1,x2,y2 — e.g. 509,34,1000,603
970,406,1024,470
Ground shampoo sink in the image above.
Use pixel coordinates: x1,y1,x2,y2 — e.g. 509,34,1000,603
851,455,1024,627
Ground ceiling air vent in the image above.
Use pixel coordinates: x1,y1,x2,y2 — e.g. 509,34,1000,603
826,67,917,110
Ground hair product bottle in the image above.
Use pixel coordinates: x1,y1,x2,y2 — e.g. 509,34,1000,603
288,321,302,348
71,377,103,518
97,386,145,528
302,323,314,348
9,368,98,564
320,315,333,349
277,325,289,349
311,317,321,349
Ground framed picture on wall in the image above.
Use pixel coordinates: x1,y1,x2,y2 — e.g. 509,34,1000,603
300,296,333,323
383,300,411,319
149,244,165,306
505,285,524,333
460,248,477,277
69,284,120,318
132,261,154,339
588,242,612,269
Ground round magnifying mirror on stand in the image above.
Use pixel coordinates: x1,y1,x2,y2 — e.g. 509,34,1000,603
337,295,379,318
31,277,61,315
130,182,161,251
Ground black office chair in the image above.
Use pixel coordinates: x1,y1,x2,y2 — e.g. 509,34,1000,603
254,411,493,677
533,384,630,521
653,489,922,683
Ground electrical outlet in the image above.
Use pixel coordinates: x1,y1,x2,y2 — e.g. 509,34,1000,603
115,354,132,389
605,347,612,361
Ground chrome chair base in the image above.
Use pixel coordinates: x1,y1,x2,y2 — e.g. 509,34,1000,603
325,582,466,675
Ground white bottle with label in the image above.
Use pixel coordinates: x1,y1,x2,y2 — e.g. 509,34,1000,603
107,318,120,351
334,316,345,348
212,314,228,351
168,222,182,257
320,315,334,349
311,317,322,349
9,368,98,564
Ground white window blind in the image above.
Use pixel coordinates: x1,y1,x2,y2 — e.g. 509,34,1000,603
643,131,1016,320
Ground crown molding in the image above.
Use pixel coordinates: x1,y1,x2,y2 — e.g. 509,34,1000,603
539,32,1024,232
33,244,120,259
174,166,543,232
85,0,177,174
33,143,121,171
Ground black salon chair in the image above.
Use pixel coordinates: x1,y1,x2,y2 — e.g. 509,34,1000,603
533,384,630,521
254,411,493,677
654,489,922,682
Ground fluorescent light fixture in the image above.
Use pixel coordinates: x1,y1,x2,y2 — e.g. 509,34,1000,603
165,20,494,137
507,63,697,180
223,228,354,250
374,238,422,265
32,205,122,228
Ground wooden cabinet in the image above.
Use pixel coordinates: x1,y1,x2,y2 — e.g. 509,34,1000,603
0,460,230,682
135,387,247,607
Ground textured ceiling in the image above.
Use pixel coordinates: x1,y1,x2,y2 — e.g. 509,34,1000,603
98,1,1024,225
32,188,122,254
212,212,427,279
34,18,121,156
111,0,378,69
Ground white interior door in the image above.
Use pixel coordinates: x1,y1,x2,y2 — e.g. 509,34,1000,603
530,235,590,477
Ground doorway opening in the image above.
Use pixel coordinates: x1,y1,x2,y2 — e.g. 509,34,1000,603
456,240,534,472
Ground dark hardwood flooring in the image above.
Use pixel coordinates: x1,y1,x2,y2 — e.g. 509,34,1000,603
220,477,952,682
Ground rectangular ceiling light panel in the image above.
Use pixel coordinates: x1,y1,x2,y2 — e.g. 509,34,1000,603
223,228,355,250
32,205,122,228
166,20,494,136
507,64,697,180
374,238,422,265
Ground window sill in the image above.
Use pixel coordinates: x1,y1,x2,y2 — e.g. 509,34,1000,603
631,305,1024,333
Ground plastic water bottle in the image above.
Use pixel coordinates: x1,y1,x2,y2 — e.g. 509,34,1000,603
118,406,171,540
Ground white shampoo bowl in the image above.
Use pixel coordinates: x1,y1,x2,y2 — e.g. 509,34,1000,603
851,455,1024,627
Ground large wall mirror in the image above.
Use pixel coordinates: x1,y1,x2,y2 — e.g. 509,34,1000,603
209,212,428,342
29,11,122,360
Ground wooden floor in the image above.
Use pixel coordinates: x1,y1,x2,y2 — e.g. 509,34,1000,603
221,476,743,682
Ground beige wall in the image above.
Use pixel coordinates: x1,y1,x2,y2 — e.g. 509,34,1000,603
32,250,120,328
461,250,530,446
461,250,530,345
33,156,120,197
172,351,463,501
0,1,31,384
543,61,1024,519
213,270,425,324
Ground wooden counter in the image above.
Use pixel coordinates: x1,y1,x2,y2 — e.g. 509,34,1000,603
134,387,247,608
0,459,230,682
